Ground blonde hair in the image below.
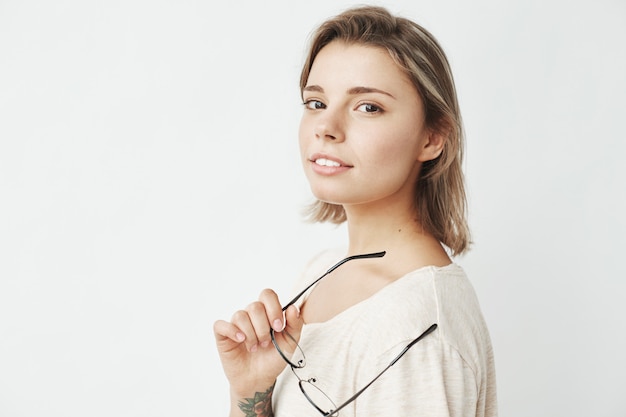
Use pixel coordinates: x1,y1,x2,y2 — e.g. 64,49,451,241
300,5,471,255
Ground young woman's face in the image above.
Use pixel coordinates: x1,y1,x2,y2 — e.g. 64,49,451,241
299,41,439,213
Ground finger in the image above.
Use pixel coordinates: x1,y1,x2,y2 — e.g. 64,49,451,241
245,300,273,350
213,319,248,360
230,309,259,352
258,288,285,333
213,319,246,345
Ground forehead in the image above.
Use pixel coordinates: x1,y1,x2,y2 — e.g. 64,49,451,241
306,41,416,94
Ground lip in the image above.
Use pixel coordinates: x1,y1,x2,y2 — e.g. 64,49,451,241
308,153,353,176
309,153,352,166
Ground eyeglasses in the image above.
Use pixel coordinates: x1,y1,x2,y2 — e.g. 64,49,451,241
270,251,438,416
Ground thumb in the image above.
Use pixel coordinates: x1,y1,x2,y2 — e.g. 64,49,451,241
283,304,304,342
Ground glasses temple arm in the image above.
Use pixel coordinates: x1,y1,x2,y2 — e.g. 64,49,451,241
390,323,437,366
328,323,438,416
281,251,386,312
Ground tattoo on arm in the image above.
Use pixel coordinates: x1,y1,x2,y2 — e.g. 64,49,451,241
237,383,275,417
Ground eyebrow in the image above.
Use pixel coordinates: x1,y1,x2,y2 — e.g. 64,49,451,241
303,85,396,99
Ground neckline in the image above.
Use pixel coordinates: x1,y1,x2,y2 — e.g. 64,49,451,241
300,260,459,327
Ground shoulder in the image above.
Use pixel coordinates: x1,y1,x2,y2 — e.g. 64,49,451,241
361,265,497,413
363,263,494,374
427,264,494,368
361,263,470,330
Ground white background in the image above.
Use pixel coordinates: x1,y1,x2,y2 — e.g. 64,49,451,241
1,0,625,416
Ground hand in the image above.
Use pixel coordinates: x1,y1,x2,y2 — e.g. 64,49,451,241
213,288,304,397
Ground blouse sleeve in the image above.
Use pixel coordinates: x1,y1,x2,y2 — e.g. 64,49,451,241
355,336,480,417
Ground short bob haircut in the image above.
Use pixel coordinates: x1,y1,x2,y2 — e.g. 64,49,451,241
300,5,471,256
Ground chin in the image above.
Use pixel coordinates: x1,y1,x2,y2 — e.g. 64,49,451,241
313,193,360,207
309,186,343,204
312,194,342,205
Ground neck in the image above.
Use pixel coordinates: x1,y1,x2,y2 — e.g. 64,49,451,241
344,203,423,254
342,202,451,270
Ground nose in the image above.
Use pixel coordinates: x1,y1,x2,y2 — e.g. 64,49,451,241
314,109,345,142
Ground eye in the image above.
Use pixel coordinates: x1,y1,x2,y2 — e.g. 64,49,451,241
303,99,326,110
356,103,383,114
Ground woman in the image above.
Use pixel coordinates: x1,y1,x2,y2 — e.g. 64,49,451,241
213,5,497,416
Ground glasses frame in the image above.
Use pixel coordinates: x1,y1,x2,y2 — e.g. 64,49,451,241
270,251,438,416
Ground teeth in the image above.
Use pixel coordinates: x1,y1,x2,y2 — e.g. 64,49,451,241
315,158,341,167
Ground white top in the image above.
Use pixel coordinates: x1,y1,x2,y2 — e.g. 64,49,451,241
273,250,498,416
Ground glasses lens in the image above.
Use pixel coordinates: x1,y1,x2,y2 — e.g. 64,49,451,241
272,329,306,368
300,378,338,416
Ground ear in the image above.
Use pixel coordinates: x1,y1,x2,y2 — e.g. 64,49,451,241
416,129,446,162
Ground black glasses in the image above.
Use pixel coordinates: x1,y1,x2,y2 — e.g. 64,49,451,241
270,251,438,416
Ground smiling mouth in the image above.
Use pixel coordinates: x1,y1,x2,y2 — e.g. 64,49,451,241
314,158,342,167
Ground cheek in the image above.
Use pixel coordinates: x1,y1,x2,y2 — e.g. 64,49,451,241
297,120,308,161
298,117,310,150
361,127,420,165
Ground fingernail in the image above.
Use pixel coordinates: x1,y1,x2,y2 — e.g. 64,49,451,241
261,340,270,348
236,333,245,342
273,319,283,332
250,344,258,353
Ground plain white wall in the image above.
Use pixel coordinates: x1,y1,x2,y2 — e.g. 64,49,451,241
1,0,625,416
